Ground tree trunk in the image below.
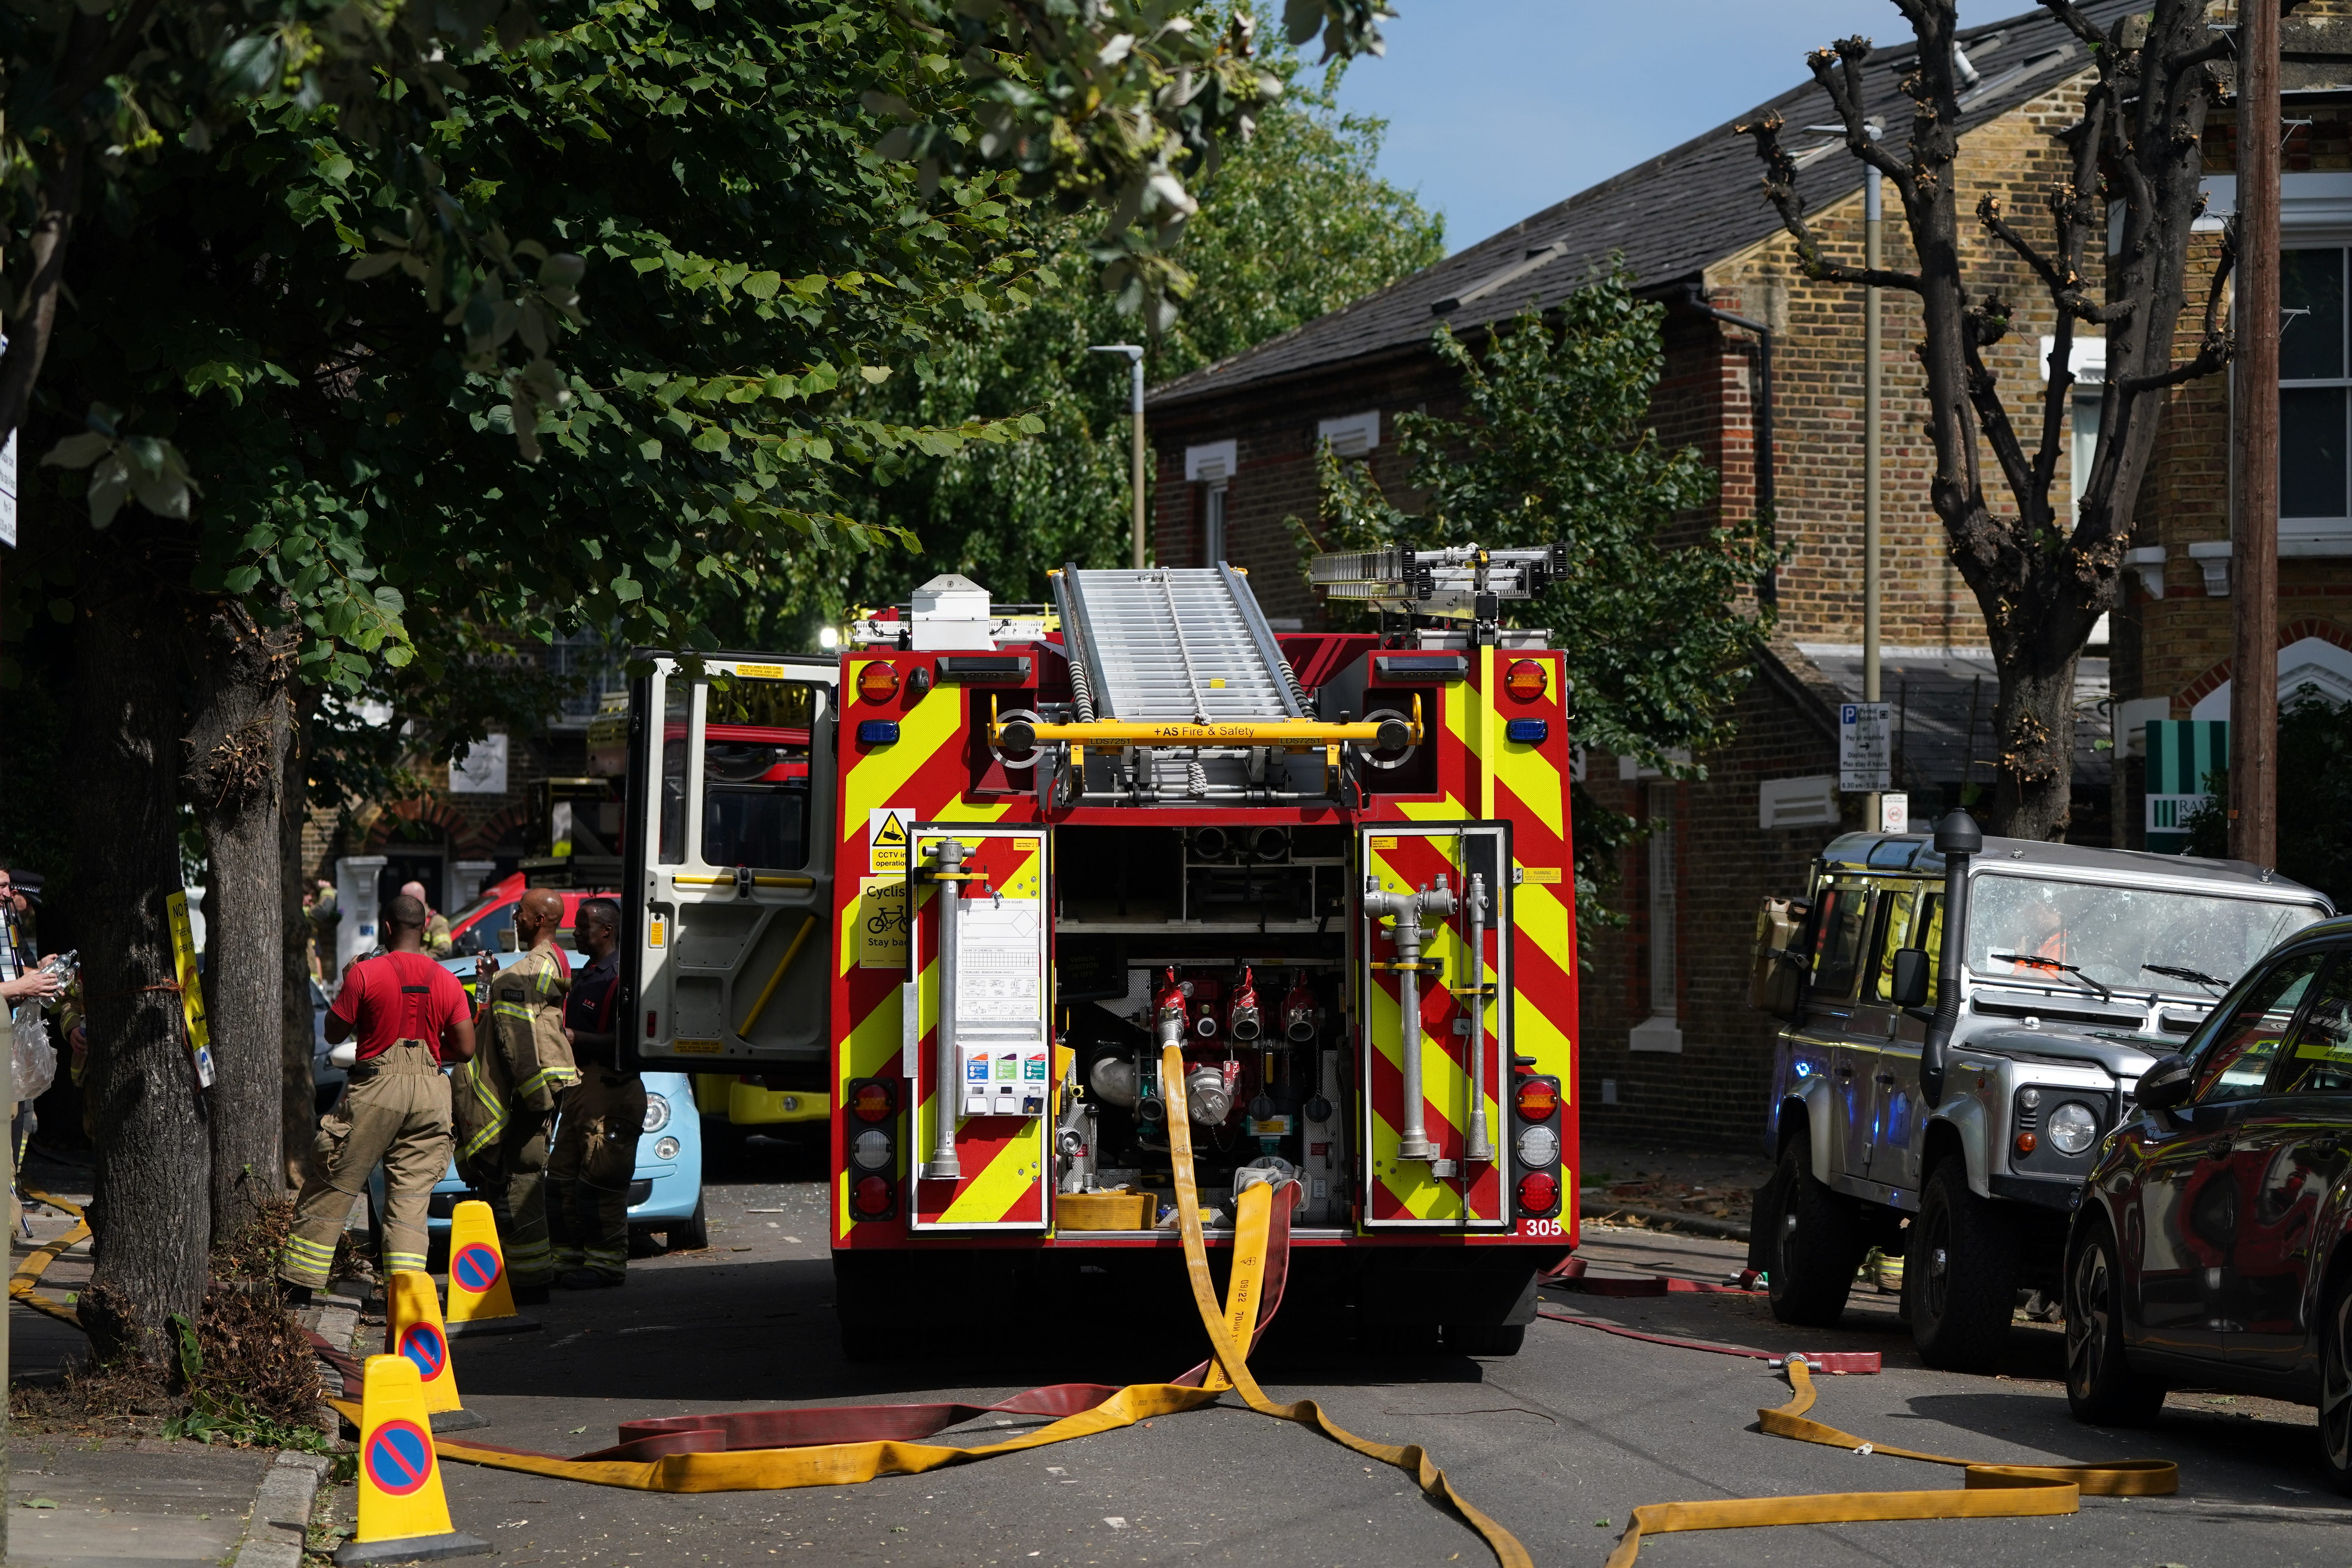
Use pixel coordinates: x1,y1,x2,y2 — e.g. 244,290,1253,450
281,684,317,1187
1990,646,2083,842
75,547,209,1369
185,597,294,1245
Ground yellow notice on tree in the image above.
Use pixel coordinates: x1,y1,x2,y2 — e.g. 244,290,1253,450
163,890,217,1089
868,808,914,875
857,877,909,969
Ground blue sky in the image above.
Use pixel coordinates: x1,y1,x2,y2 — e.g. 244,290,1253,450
1331,0,2016,253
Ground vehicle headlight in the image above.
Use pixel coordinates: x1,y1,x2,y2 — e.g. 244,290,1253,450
852,1129,892,1171
2047,1100,2099,1155
653,1136,681,1161
1516,1125,1559,1168
643,1094,672,1134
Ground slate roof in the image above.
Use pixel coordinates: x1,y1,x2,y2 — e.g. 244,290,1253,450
1795,642,2113,800
1150,0,2141,411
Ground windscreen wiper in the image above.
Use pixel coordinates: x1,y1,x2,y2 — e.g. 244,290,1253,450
1989,952,2114,1002
2142,963,2225,996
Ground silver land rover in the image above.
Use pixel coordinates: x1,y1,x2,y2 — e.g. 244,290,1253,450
1752,811,2330,1371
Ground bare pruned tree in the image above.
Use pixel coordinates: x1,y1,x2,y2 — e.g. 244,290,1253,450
1740,0,2235,838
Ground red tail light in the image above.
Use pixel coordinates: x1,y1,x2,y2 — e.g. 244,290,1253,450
1517,1172,1559,1213
851,1176,893,1218
1504,659,1548,702
851,1082,896,1123
1515,1079,1559,1120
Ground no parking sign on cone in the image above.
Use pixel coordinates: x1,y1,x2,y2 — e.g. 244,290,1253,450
386,1271,489,1434
444,1198,538,1337
333,1353,490,1566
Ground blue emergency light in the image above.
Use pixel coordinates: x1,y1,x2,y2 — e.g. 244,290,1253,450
1504,719,1549,744
857,720,901,746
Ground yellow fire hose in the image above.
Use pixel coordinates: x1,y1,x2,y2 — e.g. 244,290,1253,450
11,1189,90,1325
1604,1352,2176,1566
10,1115,2175,1564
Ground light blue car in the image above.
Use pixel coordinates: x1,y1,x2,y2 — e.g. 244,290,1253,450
359,952,708,1265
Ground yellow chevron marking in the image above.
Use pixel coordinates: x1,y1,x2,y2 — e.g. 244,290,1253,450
1489,737,1565,845
835,1167,851,1241
1478,645,1497,819
1517,996,1572,1096
844,690,968,818
1397,796,1469,823
1516,879,1571,979
939,1126,1044,1223
1370,1109,1464,1220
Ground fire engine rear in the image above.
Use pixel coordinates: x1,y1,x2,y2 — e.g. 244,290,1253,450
617,549,1580,1357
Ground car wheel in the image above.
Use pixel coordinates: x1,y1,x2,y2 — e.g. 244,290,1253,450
666,1196,709,1252
1442,1323,1526,1357
1911,1160,2019,1373
2064,1217,2164,1425
1768,1134,1864,1328
2319,1268,2352,1494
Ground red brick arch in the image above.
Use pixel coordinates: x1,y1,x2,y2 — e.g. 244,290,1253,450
2177,618,2352,713
361,797,463,851
462,804,536,855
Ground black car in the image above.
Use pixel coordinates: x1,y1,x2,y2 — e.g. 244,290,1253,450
2067,913,2352,1487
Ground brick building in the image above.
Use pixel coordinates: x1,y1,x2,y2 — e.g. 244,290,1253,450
2110,11,2352,844
300,633,626,920
1144,3,2145,1145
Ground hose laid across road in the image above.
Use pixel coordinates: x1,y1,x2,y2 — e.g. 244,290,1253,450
10,1189,91,1325
1593,1331,2178,1566
313,1044,1534,1566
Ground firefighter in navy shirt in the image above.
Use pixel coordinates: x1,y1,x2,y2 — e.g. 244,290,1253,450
548,898,646,1287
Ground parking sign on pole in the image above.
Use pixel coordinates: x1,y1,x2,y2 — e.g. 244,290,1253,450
1840,702,1892,794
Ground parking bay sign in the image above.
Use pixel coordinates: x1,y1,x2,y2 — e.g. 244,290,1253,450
1840,702,1892,793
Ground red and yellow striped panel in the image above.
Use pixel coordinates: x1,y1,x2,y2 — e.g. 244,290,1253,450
1373,646,1578,1242
829,659,1016,1243
1362,828,1506,1227
904,827,1049,1231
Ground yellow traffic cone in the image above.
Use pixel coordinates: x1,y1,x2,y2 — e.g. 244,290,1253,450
385,1271,488,1434
332,1353,490,1566
443,1199,537,1338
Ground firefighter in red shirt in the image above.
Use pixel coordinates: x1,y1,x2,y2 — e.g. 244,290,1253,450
278,894,474,1302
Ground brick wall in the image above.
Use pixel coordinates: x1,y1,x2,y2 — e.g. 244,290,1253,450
1577,651,1856,1147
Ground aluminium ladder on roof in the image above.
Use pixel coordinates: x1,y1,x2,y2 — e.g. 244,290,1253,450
1053,564,1304,726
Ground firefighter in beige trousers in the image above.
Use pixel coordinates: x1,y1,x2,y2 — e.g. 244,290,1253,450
454,888,578,1302
548,898,642,1287
278,894,474,1301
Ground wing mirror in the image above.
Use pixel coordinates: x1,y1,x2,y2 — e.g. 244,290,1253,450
2136,1053,2194,1112
1889,948,1931,1010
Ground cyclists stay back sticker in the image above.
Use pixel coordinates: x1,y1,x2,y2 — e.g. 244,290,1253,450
858,876,908,969
869,808,913,874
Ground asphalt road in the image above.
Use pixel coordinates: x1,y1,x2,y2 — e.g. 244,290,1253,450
360,1145,2352,1568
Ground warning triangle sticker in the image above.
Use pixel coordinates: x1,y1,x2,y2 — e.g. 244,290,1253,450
875,815,907,847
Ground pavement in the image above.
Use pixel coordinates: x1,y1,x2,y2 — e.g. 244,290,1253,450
7,1154,334,1568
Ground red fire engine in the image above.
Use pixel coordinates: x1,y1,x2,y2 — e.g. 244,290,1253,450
617,550,1579,1356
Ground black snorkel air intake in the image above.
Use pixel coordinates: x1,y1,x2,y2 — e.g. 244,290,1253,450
1920,809,1982,1109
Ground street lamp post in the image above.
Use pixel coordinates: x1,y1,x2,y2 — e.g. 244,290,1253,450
1091,344,1145,568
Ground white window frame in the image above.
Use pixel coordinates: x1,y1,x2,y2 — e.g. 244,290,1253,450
1631,782,1682,1053
1316,410,1380,458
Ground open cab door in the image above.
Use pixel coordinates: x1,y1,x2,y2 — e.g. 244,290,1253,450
622,654,839,1077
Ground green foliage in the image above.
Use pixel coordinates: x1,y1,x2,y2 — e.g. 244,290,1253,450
1291,276,1781,924
2181,693,2352,907
816,61,1440,630
8,0,1062,717
872,0,1392,331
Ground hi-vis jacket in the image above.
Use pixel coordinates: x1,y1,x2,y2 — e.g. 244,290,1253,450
455,945,579,1159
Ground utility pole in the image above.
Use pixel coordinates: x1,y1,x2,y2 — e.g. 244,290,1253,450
2231,0,2280,866
1091,344,1146,568
1864,152,1884,831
